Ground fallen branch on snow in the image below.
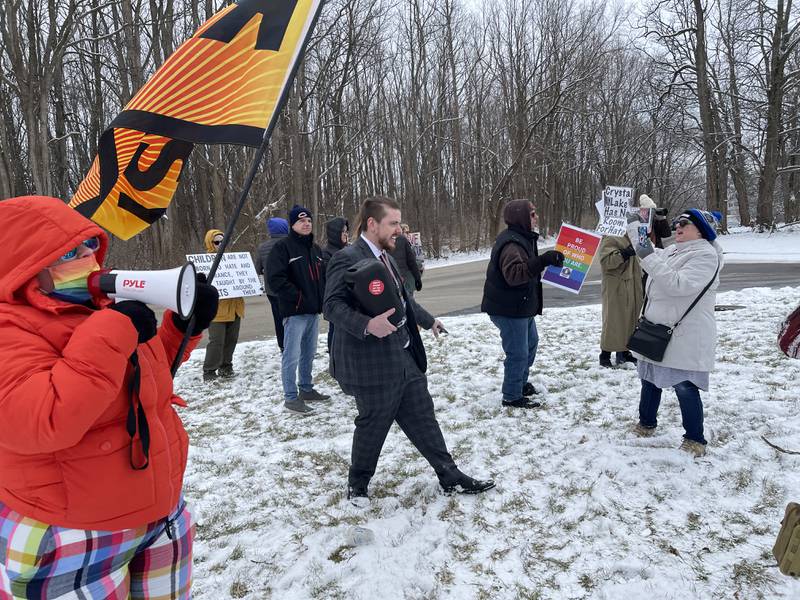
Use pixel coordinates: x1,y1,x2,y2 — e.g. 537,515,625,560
761,435,800,455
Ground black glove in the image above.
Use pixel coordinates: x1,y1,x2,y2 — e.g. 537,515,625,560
620,245,637,259
540,250,565,268
414,278,423,292
109,300,157,344
172,273,220,333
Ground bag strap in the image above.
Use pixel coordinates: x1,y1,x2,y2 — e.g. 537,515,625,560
642,258,720,330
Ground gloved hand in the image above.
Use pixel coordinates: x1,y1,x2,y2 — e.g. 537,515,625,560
172,273,220,333
414,277,423,292
540,250,565,268
619,245,636,259
626,216,655,259
109,300,157,344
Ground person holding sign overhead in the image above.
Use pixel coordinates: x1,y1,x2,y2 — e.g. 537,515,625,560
202,229,244,382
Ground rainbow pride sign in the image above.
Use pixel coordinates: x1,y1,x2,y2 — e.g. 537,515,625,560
541,224,602,294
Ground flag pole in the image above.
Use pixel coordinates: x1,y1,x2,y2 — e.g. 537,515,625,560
171,3,326,376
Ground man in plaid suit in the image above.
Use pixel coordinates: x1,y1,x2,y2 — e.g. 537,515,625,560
324,196,495,505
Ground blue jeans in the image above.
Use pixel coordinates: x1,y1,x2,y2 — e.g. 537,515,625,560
490,315,539,401
639,379,707,444
281,314,319,401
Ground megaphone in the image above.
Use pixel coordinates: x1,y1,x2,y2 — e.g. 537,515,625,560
88,263,197,319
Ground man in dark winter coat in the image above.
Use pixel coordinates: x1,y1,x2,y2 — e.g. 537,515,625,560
321,217,349,352
256,217,289,352
266,205,330,414
481,199,564,409
324,196,495,506
389,229,423,297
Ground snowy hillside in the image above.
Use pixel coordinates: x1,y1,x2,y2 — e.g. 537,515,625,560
175,285,800,599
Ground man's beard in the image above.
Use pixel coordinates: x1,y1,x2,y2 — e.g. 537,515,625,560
379,233,396,251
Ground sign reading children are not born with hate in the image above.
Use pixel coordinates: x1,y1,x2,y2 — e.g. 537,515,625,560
541,224,602,295
185,252,261,299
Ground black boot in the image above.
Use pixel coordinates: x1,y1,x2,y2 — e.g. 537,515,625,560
599,351,613,368
438,467,495,495
616,351,638,366
522,382,539,396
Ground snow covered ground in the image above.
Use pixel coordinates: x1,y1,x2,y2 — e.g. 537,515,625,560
175,284,800,599
424,224,800,269
717,225,800,263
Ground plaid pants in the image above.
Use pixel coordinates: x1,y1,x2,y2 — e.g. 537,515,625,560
0,501,193,599
348,349,456,487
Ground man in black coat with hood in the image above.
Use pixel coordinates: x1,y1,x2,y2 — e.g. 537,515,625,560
481,199,564,409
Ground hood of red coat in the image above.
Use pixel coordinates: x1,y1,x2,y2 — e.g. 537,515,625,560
0,196,109,304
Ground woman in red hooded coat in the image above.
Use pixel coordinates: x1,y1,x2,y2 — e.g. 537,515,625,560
0,196,218,599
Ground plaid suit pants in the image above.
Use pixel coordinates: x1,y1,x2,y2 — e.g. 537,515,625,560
348,349,456,487
0,501,193,599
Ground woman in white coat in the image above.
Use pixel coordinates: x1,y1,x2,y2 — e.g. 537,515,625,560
626,209,723,457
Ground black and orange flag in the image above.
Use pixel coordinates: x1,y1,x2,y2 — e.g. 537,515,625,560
70,0,324,240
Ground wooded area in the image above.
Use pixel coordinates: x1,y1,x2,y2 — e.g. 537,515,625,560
1,0,799,267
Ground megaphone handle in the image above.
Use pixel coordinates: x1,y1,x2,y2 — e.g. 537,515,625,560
170,314,196,377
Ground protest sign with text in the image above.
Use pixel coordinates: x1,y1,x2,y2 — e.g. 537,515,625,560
596,185,634,236
186,252,261,299
542,224,602,295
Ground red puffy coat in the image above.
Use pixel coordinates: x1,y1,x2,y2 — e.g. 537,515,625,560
0,196,199,530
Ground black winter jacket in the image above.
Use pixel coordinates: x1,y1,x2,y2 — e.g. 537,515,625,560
321,217,348,268
481,227,544,317
266,230,325,316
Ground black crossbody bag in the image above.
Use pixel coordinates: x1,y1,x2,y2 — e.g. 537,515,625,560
627,260,720,362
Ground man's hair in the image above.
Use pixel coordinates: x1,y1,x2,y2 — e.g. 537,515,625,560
355,196,400,235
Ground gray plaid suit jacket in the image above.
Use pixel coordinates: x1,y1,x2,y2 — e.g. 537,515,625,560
323,237,435,389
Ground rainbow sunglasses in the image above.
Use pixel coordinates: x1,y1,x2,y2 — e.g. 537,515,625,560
59,237,100,262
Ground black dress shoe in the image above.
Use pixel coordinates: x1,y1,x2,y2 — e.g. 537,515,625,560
439,468,496,495
522,382,539,396
502,397,541,409
347,485,369,507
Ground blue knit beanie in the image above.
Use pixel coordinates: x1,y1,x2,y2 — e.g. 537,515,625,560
682,208,718,241
267,217,288,235
289,204,312,226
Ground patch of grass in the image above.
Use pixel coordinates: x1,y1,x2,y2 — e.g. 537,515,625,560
732,559,773,597
435,562,455,586
578,573,595,592
328,545,355,563
439,496,465,521
753,478,784,514
229,544,244,561
230,578,249,598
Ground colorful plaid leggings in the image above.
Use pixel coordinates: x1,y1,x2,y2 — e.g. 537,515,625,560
0,501,193,599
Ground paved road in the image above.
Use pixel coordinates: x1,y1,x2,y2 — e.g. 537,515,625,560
223,258,800,344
